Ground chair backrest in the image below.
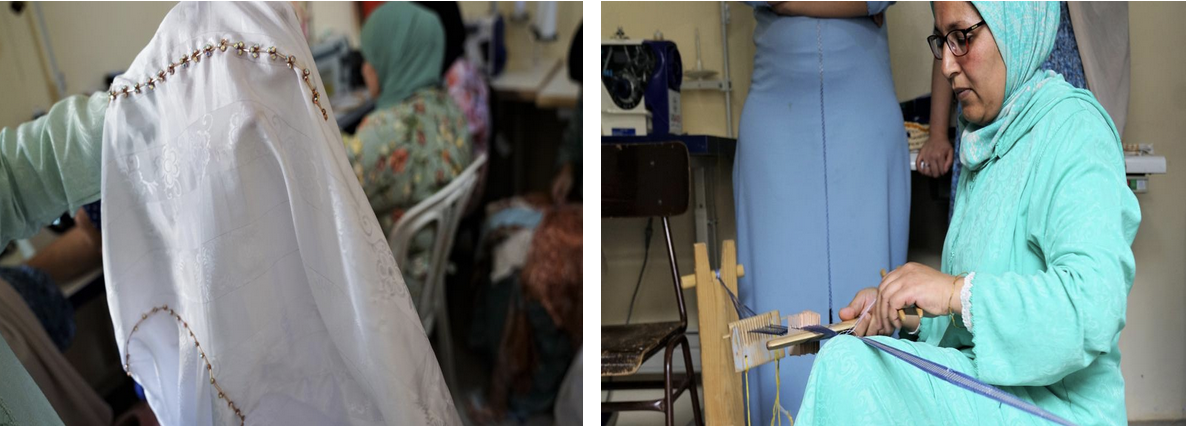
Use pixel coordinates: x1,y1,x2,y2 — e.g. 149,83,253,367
388,153,488,330
602,142,690,218
601,142,691,326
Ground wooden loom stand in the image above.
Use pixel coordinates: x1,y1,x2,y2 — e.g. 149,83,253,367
679,241,745,426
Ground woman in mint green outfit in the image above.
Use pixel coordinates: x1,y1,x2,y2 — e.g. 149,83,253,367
796,2,1139,425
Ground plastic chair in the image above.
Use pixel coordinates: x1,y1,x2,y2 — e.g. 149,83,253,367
388,153,488,391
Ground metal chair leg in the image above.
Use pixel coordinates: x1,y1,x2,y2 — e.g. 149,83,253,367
664,341,676,426
680,334,704,426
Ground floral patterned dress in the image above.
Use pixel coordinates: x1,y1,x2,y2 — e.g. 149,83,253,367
345,86,472,236
344,86,472,309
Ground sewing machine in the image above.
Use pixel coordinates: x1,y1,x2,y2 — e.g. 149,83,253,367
601,29,683,136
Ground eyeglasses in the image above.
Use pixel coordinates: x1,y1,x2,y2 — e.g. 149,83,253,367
927,20,986,60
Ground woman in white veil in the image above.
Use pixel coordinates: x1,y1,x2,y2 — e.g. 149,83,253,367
101,2,458,424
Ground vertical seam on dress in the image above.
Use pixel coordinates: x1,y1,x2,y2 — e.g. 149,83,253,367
816,20,834,324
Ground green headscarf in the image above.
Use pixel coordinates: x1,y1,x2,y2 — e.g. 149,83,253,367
360,2,445,110
955,1,1118,171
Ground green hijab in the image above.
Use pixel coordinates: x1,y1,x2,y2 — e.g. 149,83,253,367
360,2,445,110
955,1,1118,171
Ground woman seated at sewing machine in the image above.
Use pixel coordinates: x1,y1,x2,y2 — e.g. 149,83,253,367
796,2,1139,425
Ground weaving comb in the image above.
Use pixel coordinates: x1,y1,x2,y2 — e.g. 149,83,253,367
728,310,785,372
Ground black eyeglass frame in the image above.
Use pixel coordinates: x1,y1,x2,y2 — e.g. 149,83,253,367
927,20,987,60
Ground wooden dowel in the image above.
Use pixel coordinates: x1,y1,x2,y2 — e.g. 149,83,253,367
765,319,858,350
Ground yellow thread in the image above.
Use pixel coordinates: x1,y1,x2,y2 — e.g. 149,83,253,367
770,359,793,426
744,356,752,426
770,359,780,426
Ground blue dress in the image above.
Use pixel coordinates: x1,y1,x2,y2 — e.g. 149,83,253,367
733,1,907,420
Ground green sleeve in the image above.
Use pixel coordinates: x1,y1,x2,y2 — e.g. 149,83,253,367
556,95,582,167
0,332,65,425
0,92,107,248
968,112,1139,387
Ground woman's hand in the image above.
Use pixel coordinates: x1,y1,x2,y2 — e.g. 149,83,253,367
875,262,961,334
840,287,891,337
915,134,954,178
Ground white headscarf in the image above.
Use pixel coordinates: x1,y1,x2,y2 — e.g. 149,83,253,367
100,2,459,425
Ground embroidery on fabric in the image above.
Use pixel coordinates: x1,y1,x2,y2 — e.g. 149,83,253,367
124,305,246,426
107,39,329,121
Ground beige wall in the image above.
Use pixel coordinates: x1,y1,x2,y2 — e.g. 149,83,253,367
460,1,584,72
0,5,54,129
886,2,936,102
307,1,360,48
0,2,175,129
1117,3,1186,421
601,1,754,136
38,2,177,96
602,1,1186,422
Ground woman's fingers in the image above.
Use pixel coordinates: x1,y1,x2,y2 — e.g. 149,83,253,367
877,272,902,334
887,288,916,330
839,306,856,321
853,315,870,336
841,287,875,321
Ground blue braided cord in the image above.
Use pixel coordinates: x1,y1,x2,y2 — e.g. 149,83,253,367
799,325,1076,426
716,270,758,319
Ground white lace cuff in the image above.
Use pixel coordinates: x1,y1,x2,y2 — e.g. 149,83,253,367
960,272,975,331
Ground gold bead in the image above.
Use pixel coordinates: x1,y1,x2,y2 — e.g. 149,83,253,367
218,392,224,399
133,325,138,332
134,83,141,94
141,313,147,320
210,377,215,384
321,109,328,120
